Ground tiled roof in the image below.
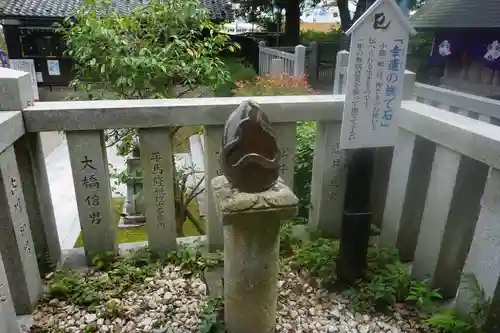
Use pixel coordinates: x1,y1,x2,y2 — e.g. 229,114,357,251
411,0,500,29
0,0,233,21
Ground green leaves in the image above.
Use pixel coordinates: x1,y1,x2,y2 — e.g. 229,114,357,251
57,0,236,100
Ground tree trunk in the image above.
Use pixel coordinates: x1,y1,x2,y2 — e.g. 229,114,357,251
284,0,300,46
337,0,353,32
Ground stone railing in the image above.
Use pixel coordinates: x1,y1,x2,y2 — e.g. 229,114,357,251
2,63,500,328
413,82,500,126
258,42,306,77
335,50,500,126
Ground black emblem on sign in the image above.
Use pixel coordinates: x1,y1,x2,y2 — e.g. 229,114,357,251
373,12,391,30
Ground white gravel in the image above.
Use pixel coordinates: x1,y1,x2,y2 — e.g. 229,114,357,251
31,265,425,333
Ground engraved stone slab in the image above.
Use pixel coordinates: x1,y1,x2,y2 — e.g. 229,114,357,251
273,122,296,189
67,130,116,261
0,146,41,314
308,121,347,238
0,256,20,333
139,127,177,252
203,125,224,251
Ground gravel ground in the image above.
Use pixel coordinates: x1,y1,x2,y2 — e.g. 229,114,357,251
31,265,425,333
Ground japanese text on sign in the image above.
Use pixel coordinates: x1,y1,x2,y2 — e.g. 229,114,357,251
340,0,413,149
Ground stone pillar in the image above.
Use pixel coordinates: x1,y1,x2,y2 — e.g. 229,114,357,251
0,256,21,333
333,50,349,94
308,121,347,238
294,45,306,76
379,130,435,261
455,168,500,315
66,130,116,263
139,127,177,252
211,176,298,333
1,68,61,275
0,146,42,314
203,125,225,251
307,41,318,85
412,145,488,298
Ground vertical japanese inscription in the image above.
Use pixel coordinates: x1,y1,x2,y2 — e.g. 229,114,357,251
273,123,296,188
150,152,166,228
80,156,102,226
8,175,33,256
326,143,345,203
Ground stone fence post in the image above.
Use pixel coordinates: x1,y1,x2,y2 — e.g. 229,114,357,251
307,41,318,85
1,68,61,315
294,45,306,76
333,50,350,94
211,176,298,333
270,58,285,76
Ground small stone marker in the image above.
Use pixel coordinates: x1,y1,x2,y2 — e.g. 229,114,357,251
0,146,42,314
220,100,280,193
211,176,298,333
339,0,415,149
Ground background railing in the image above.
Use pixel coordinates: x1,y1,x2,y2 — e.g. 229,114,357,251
258,42,306,77
3,54,500,328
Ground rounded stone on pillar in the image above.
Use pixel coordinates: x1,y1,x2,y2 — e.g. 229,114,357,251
211,176,298,333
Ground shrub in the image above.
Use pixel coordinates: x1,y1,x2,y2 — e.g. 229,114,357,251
300,28,343,43
294,121,316,219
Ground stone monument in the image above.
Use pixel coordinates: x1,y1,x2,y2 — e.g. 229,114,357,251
212,100,298,333
219,100,281,193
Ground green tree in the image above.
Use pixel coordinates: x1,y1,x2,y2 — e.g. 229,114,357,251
58,0,236,236
235,0,427,47
60,0,233,99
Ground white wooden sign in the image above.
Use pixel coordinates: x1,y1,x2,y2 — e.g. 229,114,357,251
339,0,415,149
9,59,40,101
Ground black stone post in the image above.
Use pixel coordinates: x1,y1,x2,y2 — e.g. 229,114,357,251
336,148,374,284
